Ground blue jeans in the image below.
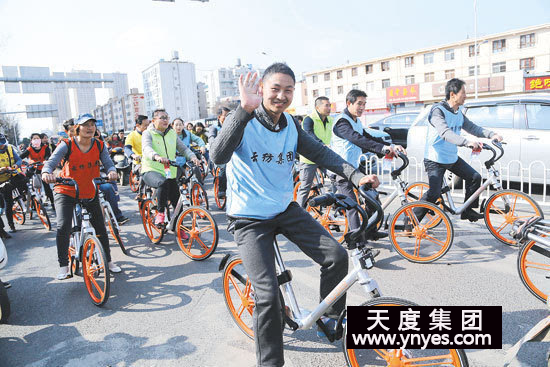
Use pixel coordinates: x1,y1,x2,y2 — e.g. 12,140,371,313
99,183,123,220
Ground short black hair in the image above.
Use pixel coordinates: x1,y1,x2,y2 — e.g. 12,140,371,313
30,133,41,140
218,107,230,116
315,96,330,107
346,89,367,104
152,109,167,118
136,115,148,125
40,133,48,139
295,115,303,123
445,78,466,100
63,118,75,131
262,62,296,83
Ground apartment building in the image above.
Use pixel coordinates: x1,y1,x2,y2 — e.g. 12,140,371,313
92,88,146,133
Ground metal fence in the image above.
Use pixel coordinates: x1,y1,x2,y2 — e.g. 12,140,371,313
359,154,550,207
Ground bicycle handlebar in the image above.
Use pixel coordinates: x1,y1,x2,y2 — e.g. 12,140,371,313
390,152,409,180
55,178,79,201
481,140,505,169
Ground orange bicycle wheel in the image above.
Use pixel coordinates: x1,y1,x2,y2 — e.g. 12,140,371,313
191,182,209,211
175,206,218,260
389,201,454,263
344,297,469,367
404,181,443,228
12,201,25,225
129,170,139,192
484,189,543,246
222,256,255,339
214,176,226,210
518,239,550,303
33,198,51,231
141,199,164,244
68,244,79,276
81,235,110,307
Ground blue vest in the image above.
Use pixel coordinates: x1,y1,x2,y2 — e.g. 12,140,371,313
227,112,298,219
425,103,464,164
331,113,363,168
175,133,192,166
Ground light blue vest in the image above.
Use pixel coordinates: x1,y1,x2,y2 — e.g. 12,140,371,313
175,133,191,166
227,112,298,219
331,113,363,168
425,104,464,164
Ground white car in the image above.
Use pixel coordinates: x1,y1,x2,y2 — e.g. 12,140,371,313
406,93,550,185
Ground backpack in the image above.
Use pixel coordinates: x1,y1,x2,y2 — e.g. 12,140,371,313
61,138,104,166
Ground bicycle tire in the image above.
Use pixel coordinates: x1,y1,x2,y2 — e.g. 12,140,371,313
33,198,51,231
140,199,164,244
389,201,454,263
104,206,127,255
129,170,139,193
12,200,25,225
0,280,10,323
213,176,226,210
518,239,550,303
81,235,110,307
191,182,209,211
69,243,80,276
343,297,469,367
403,182,444,229
175,206,218,260
484,189,544,246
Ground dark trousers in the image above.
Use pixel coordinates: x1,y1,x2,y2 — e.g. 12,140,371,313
421,157,482,212
142,171,179,212
336,178,370,247
296,162,318,208
42,181,55,209
233,202,348,367
1,174,29,228
218,165,227,193
99,183,122,219
55,193,111,267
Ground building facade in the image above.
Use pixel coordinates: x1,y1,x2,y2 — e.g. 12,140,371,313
197,82,208,119
92,88,146,133
304,24,550,121
0,66,128,132
142,53,199,122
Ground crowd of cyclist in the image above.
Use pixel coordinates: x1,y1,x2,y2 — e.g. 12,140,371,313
1,61,507,367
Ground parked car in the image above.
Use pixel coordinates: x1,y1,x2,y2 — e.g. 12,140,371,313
406,93,550,185
368,112,419,148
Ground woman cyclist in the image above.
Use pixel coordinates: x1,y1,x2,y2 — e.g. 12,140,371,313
20,133,56,210
42,114,122,280
172,118,206,182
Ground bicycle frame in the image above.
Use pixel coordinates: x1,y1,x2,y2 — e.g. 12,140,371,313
70,202,97,263
98,191,119,232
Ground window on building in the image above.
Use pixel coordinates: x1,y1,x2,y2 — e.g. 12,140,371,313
351,67,358,77
312,89,319,98
382,79,390,89
424,53,434,64
324,72,330,81
468,65,480,76
405,75,415,85
338,85,344,94
381,61,390,71
520,33,535,48
365,64,373,74
405,56,414,67
424,72,434,82
468,44,480,57
325,87,331,97
337,70,343,79
312,75,318,83
520,57,534,71
352,83,358,90
366,81,374,92
493,39,506,53
445,69,455,79
444,49,455,61
492,62,506,73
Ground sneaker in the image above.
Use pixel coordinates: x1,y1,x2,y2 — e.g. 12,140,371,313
154,212,165,226
2,281,11,289
57,266,71,280
0,230,12,239
117,216,130,225
178,228,190,241
460,208,484,222
317,316,346,338
108,262,122,273
9,225,16,233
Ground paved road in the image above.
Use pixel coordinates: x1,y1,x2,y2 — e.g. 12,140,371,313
0,176,548,367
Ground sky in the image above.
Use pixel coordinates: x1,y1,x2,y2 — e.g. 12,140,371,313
0,0,549,136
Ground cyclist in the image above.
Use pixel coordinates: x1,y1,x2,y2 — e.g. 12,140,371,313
331,89,405,255
209,107,230,198
419,78,502,222
42,114,122,280
185,122,194,132
0,134,29,233
296,96,333,208
141,109,200,226
124,115,149,163
41,133,56,153
109,133,124,149
193,122,208,145
210,64,379,367
172,118,206,182
20,132,56,210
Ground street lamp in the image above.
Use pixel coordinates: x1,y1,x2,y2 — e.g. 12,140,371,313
474,39,488,99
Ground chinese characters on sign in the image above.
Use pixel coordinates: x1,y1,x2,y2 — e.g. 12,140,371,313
386,84,420,104
524,76,550,91
252,151,294,165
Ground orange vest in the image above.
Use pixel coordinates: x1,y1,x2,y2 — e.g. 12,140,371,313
27,145,47,169
55,138,103,199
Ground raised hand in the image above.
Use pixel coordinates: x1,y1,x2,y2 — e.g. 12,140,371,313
239,72,262,113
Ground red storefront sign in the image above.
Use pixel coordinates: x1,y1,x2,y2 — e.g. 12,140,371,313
525,76,550,91
386,84,419,103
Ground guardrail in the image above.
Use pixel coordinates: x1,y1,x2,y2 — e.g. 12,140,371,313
359,154,549,207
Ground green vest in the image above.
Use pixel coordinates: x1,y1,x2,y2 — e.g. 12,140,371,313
142,128,178,178
300,111,333,165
